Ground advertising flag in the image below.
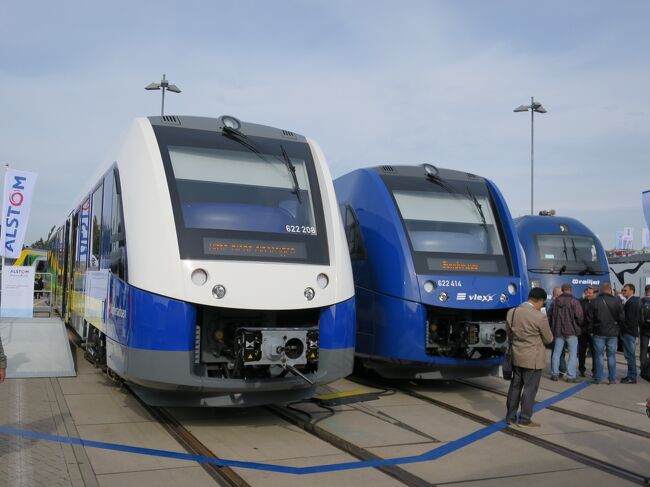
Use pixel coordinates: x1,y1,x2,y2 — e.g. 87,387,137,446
622,227,634,250
0,168,38,259
643,228,650,249
615,230,624,250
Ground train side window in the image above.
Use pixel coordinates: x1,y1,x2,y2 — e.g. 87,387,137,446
78,197,91,270
344,205,367,261
89,185,103,271
110,168,127,280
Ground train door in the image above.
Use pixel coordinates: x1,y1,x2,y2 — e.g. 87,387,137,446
61,219,72,317
65,213,78,324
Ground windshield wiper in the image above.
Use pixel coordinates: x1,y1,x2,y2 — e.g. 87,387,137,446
280,144,301,203
579,261,597,276
466,186,487,226
570,238,578,261
562,239,569,262
222,127,302,202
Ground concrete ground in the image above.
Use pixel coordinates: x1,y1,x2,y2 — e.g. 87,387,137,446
0,341,647,486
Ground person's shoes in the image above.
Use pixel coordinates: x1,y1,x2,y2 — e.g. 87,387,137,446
505,419,515,426
566,377,581,383
579,371,586,378
559,372,567,377
620,377,637,384
550,375,559,381
608,379,616,385
517,421,541,428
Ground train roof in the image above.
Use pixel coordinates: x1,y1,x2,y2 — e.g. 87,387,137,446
147,115,307,142
360,164,488,183
514,215,597,237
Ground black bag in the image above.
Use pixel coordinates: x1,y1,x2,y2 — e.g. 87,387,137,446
641,360,650,383
502,344,513,381
502,308,516,380
640,297,650,333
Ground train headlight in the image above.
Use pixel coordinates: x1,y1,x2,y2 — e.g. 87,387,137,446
507,283,517,295
500,293,508,303
304,287,315,301
423,280,436,293
191,269,208,286
221,115,241,130
316,273,329,289
212,284,227,299
439,292,448,302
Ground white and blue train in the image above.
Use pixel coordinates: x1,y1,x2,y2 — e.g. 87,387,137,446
49,115,355,406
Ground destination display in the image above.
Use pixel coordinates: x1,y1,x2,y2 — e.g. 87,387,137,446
203,237,308,259
427,257,498,273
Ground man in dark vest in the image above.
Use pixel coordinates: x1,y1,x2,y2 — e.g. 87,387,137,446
621,283,640,384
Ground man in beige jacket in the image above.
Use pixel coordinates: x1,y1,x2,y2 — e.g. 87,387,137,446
505,287,554,428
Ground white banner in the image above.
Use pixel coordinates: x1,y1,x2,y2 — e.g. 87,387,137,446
0,168,38,259
1,266,35,317
643,228,650,249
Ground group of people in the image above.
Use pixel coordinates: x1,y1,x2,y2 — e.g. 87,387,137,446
547,282,650,385
505,283,650,428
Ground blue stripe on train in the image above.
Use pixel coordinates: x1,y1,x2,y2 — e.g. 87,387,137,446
105,275,355,351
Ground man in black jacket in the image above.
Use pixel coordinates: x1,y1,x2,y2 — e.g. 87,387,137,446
640,284,650,369
587,282,625,384
621,283,640,384
578,286,596,377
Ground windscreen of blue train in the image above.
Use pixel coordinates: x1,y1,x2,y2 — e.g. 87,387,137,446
154,126,329,264
386,176,512,275
534,234,603,274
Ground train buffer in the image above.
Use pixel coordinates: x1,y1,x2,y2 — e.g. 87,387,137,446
0,317,76,378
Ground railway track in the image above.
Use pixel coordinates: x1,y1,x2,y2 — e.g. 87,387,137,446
350,375,650,486
127,386,252,487
267,400,435,487
456,379,650,440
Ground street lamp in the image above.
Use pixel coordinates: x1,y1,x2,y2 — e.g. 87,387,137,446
514,97,547,215
145,74,181,116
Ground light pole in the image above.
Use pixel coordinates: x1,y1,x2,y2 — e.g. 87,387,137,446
145,74,181,116
514,97,547,215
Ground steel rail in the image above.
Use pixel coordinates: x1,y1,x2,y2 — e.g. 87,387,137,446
456,379,650,440
388,382,650,486
267,404,435,487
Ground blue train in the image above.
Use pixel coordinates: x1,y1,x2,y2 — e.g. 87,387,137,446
335,164,528,379
515,214,609,297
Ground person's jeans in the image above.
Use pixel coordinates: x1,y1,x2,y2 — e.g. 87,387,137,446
621,334,637,379
551,335,578,379
593,335,617,382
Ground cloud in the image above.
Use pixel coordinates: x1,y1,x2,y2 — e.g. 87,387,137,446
0,1,649,251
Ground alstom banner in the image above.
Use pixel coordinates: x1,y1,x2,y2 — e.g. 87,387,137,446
0,169,38,259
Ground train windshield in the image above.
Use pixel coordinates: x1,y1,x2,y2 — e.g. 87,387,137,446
535,235,603,273
154,126,329,264
387,177,511,275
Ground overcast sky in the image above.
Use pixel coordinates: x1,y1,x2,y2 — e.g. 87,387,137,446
1,1,649,248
